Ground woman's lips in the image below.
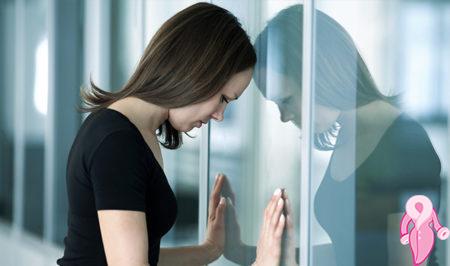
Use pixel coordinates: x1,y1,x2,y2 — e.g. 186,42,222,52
194,120,208,128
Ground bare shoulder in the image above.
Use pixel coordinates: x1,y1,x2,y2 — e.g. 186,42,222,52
97,210,149,266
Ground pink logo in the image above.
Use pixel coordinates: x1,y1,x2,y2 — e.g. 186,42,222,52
400,195,449,265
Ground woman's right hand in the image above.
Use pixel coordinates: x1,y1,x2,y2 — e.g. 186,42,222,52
253,188,286,266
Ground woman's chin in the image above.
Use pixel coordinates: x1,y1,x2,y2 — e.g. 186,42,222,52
170,123,189,132
184,124,198,132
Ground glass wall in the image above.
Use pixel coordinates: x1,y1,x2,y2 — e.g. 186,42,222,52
310,1,450,266
208,1,302,265
0,0,16,225
207,0,450,265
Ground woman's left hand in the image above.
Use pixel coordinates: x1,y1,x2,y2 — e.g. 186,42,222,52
202,173,227,261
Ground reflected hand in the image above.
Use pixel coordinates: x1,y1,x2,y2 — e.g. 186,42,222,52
222,174,244,257
282,191,298,266
203,173,227,261
222,175,258,264
253,189,286,266
224,196,248,261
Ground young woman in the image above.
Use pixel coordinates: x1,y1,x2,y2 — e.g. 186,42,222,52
56,3,286,266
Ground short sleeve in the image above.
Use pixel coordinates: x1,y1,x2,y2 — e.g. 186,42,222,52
376,119,442,191
89,130,148,211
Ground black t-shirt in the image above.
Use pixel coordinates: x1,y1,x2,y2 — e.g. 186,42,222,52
57,108,177,266
314,113,441,266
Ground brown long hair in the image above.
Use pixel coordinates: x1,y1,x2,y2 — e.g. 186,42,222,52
79,2,256,149
253,4,398,150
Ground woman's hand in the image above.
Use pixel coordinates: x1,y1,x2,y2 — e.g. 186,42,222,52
253,188,286,266
202,173,227,262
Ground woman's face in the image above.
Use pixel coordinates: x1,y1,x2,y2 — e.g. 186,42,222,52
168,68,253,132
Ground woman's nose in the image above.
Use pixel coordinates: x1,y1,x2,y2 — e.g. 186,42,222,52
280,109,294,122
211,110,224,122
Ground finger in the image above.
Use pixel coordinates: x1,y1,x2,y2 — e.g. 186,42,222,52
266,188,281,220
283,190,292,208
213,173,219,188
270,198,284,232
221,175,236,204
286,214,294,230
274,214,286,239
286,214,294,242
263,193,278,233
261,188,281,234
215,197,226,225
285,198,293,216
214,173,225,193
226,197,240,227
264,196,274,220
225,197,241,242
213,198,226,240
209,174,224,218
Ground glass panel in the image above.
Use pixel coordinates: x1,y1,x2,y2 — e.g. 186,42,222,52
0,0,15,224
209,1,302,265
22,0,48,237
311,1,450,266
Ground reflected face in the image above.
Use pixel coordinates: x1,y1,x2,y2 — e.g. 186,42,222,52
266,74,339,133
266,72,302,128
168,68,253,132
271,89,340,133
273,90,301,127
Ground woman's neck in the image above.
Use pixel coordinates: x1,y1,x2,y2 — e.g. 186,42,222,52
107,96,169,135
337,100,401,142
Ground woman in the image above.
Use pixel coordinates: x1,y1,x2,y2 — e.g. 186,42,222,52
56,3,286,266
225,4,442,266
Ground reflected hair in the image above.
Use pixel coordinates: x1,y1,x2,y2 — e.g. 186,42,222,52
79,2,256,149
253,4,399,150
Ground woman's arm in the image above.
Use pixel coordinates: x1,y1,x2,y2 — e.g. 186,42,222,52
158,174,227,266
158,244,220,266
98,210,150,266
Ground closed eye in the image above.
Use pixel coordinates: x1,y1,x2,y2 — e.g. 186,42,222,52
220,95,229,104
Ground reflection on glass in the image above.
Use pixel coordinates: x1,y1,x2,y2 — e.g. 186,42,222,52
216,2,302,265
209,0,300,265
251,3,443,266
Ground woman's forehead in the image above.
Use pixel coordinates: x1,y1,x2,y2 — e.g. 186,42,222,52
221,68,253,95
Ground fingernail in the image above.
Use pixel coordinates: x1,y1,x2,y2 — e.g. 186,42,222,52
220,197,225,204
274,188,281,196
215,173,219,179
